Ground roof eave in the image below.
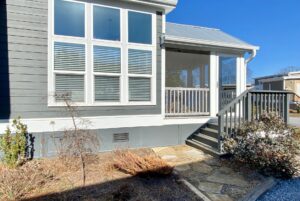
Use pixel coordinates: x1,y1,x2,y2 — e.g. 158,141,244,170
121,0,178,13
165,35,260,52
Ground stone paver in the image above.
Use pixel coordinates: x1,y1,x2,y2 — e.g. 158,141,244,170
206,171,249,187
153,145,265,201
198,182,223,194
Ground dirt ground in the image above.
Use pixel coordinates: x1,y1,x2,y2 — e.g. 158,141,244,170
0,149,202,201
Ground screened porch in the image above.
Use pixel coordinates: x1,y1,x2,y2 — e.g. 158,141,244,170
165,49,210,117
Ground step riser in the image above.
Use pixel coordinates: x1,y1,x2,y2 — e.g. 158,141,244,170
199,129,219,138
193,135,218,149
186,140,220,157
207,123,219,130
207,125,237,134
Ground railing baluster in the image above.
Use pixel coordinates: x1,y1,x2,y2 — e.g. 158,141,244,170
239,99,241,128
279,93,281,116
234,104,237,132
205,90,207,113
226,111,228,136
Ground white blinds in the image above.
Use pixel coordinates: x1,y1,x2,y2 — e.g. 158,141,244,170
128,49,152,74
54,42,85,71
55,74,85,102
94,46,121,73
129,77,151,101
94,76,120,101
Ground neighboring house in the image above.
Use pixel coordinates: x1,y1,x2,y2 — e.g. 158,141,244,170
0,0,261,157
255,71,300,102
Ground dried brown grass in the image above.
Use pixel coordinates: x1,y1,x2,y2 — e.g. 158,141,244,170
113,150,173,177
0,161,54,201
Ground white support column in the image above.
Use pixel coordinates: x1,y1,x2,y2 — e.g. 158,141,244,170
210,52,218,116
236,56,247,96
161,13,166,117
236,57,241,96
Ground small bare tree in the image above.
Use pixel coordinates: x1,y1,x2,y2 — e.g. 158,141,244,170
55,93,100,186
279,66,300,74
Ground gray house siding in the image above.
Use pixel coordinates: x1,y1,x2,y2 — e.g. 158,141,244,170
0,0,163,119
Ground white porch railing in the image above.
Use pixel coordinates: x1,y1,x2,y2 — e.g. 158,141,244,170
165,87,210,116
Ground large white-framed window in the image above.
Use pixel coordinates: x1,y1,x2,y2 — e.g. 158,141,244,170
48,0,157,106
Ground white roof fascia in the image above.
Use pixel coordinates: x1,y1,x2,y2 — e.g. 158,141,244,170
165,35,260,51
121,0,178,13
283,75,300,80
259,77,284,83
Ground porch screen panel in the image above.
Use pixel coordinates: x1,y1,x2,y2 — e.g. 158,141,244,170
54,42,85,71
94,76,120,101
128,49,152,74
129,77,151,101
55,74,85,102
94,46,121,73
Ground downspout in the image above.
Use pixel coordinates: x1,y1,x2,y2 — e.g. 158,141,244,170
245,49,257,65
244,49,257,89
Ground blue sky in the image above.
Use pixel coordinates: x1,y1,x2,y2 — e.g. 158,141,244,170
167,0,300,79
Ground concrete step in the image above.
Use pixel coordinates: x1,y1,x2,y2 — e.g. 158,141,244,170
199,127,219,138
186,139,221,157
193,133,219,149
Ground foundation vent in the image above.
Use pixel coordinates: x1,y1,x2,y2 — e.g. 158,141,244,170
113,133,129,143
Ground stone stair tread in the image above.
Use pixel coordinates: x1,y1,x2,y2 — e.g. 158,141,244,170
195,133,218,143
186,139,221,157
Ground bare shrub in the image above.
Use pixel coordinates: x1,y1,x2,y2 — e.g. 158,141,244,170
55,93,100,186
224,112,299,178
113,150,173,177
0,161,54,201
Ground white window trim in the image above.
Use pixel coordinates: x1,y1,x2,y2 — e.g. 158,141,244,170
48,0,157,107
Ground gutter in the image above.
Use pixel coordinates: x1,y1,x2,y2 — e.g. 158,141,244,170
121,0,178,13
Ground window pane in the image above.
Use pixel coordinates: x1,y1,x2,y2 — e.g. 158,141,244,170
220,57,237,85
93,6,120,41
128,49,152,74
55,74,85,102
129,77,151,101
128,11,152,44
94,46,121,73
95,76,120,101
54,0,85,37
54,42,85,71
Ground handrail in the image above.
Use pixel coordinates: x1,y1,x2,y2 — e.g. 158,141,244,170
217,89,250,116
217,89,291,153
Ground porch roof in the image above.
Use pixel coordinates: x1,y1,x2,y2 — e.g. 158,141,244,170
165,22,259,51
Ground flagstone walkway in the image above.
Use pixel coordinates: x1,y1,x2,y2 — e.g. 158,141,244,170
152,145,268,201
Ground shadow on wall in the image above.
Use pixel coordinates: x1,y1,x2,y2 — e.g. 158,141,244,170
0,1,11,120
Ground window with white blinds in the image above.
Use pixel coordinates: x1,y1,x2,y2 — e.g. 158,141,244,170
54,42,86,102
55,74,85,102
54,42,85,72
129,77,151,101
49,0,156,106
128,49,152,74
95,76,120,101
93,46,121,102
94,46,121,73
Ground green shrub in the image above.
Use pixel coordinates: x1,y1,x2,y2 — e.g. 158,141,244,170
224,113,299,178
0,118,29,168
